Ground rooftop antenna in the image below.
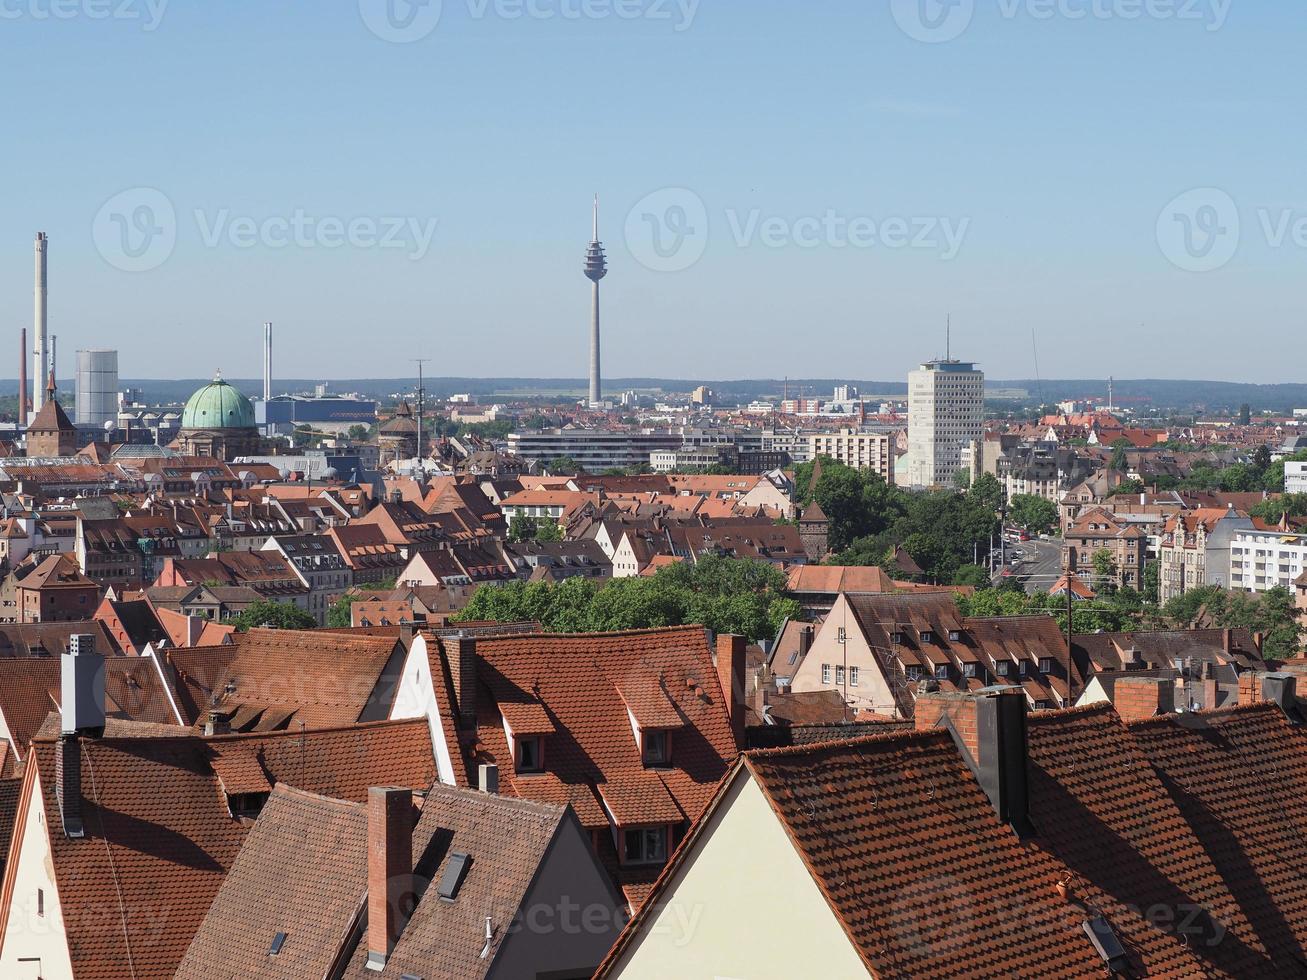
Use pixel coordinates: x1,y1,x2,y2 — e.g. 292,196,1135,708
946,313,951,361
413,358,430,467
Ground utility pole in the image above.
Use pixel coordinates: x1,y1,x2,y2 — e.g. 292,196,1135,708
413,358,430,466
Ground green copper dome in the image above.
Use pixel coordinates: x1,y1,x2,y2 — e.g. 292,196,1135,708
181,372,256,430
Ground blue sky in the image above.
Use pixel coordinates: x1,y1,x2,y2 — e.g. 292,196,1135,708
0,0,1302,382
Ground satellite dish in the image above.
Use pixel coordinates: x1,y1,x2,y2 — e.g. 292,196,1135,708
322,467,338,480
278,468,291,480
104,420,118,434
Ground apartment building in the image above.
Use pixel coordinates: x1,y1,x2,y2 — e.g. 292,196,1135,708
1158,507,1254,602
1229,528,1307,595
805,429,894,480
903,358,985,488
1286,461,1307,494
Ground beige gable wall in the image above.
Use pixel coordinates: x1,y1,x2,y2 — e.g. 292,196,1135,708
1,779,75,980
606,768,868,979
787,594,900,715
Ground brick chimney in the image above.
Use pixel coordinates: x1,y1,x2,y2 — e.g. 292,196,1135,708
716,633,747,749
1112,676,1175,722
367,786,413,970
915,688,1032,835
447,634,478,730
55,736,85,838
798,625,812,659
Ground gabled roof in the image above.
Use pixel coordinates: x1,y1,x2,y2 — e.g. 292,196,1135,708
0,655,181,760
785,564,894,595
201,628,404,730
175,785,368,980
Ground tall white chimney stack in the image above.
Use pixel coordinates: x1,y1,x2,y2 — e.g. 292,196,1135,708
263,322,272,402
33,233,48,414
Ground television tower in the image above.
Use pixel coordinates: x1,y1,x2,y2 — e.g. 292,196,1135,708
583,195,608,408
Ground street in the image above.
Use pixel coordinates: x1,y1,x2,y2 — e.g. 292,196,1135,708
991,536,1064,595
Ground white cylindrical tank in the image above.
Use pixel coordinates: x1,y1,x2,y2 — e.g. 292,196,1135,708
75,349,120,427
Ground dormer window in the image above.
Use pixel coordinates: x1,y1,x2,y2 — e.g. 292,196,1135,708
623,827,668,866
906,665,923,682
948,630,961,643
1039,658,1054,674
995,661,1010,678
517,736,543,773
920,630,934,644
642,730,670,768
1018,661,1029,679
890,631,904,645
934,664,949,681
962,662,977,678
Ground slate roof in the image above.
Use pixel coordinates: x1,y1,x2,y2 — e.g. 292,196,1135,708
341,784,582,978
175,785,369,980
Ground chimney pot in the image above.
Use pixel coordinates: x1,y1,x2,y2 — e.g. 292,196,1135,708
204,709,230,737
61,635,105,736
367,786,413,970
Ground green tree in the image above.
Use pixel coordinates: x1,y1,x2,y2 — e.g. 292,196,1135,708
1092,549,1118,593
953,564,991,588
1008,494,1059,535
546,455,582,476
967,473,1006,514
953,468,972,490
230,600,317,632
347,424,370,442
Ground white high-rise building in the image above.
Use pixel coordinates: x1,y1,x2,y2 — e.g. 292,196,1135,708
904,358,984,488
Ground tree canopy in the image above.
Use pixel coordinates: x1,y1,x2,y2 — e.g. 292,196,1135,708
454,555,798,643
230,600,317,632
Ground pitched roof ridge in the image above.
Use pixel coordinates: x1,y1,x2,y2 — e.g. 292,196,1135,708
479,623,709,642
1024,701,1119,725
425,781,567,822
743,726,948,760
202,716,428,742
1125,700,1283,728
266,781,365,811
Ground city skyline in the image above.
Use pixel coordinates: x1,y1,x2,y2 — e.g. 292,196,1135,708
1,4,1302,382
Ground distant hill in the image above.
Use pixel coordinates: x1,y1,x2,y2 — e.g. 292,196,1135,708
13,377,1307,413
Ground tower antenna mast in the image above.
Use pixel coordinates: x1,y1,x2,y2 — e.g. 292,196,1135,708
413,358,430,465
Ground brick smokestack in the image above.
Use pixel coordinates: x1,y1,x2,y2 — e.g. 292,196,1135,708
1112,676,1175,722
19,327,27,427
367,786,413,970
448,634,478,729
716,633,747,750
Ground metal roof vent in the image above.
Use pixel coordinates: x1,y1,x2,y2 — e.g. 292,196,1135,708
1082,916,1128,973
436,852,472,902
269,932,287,956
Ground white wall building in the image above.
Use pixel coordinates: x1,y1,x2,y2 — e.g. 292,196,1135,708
806,429,894,480
1286,461,1307,494
1229,529,1307,594
904,359,985,488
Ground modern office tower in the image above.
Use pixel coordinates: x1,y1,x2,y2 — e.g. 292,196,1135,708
905,358,985,488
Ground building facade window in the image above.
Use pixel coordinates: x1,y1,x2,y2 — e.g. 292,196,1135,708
517,736,543,773
821,664,831,684
623,826,668,865
849,666,859,687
